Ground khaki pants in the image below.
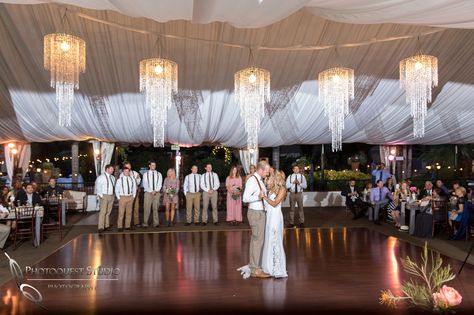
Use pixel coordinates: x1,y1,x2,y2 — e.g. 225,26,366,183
144,192,161,226
132,190,140,225
0,223,11,248
117,196,134,229
98,194,114,229
247,209,266,273
185,192,201,223
202,191,218,223
289,192,305,224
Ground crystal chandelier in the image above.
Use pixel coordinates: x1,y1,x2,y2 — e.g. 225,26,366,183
139,58,178,147
234,67,270,150
44,33,86,127
400,54,438,138
318,67,354,152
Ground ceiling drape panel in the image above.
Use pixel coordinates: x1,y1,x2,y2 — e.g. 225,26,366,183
0,2,472,147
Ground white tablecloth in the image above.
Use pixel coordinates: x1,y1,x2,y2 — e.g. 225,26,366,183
6,206,44,247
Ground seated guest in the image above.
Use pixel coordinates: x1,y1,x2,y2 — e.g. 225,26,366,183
386,177,396,193
341,178,368,219
0,205,11,249
392,181,410,228
16,183,42,206
1,186,9,207
42,178,64,197
448,186,467,235
370,180,393,225
435,179,449,196
418,181,433,200
362,182,373,203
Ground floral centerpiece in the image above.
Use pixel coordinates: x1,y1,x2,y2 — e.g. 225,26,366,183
380,243,462,313
231,187,242,200
166,188,176,200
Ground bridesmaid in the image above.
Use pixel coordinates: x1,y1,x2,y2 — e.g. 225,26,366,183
226,166,243,226
163,168,179,227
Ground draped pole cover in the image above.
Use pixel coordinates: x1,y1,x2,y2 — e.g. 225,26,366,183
4,143,31,185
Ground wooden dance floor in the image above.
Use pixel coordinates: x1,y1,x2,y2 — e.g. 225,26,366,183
2,228,474,314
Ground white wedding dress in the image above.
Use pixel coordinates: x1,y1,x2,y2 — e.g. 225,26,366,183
261,192,288,278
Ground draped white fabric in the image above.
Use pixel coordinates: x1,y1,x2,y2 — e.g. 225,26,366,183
4,0,474,28
0,2,473,148
101,143,115,175
239,149,259,174
4,143,31,184
91,140,100,176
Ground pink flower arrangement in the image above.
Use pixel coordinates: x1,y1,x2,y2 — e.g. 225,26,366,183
409,186,417,193
433,285,462,310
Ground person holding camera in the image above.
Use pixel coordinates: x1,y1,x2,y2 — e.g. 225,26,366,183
371,162,391,184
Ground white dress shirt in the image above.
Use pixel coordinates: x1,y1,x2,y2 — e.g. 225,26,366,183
119,169,141,187
115,175,137,199
285,173,307,193
184,173,201,195
95,173,116,197
200,172,220,192
243,173,266,210
142,170,163,193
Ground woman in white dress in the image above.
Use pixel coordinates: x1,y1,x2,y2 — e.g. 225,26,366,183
261,170,288,278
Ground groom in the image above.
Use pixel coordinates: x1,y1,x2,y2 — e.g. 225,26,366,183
243,160,271,278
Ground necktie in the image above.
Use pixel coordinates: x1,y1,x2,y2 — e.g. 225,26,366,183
194,174,197,192
106,174,109,194
127,177,130,195
379,170,383,182
379,188,383,201
152,172,155,191
209,173,212,190
295,174,298,192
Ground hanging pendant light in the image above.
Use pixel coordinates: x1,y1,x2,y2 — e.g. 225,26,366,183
139,49,178,147
44,23,86,127
318,67,354,152
400,53,438,138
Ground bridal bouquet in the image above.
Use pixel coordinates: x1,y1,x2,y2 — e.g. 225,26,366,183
380,243,462,313
166,188,177,199
231,187,242,200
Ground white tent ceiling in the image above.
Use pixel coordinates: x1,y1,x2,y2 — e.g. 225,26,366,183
0,0,473,147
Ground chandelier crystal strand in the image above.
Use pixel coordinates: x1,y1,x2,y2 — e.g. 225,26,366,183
234,67,270,150
139,58,178,147
400,54,438,138
318,67,354,152
44,33,86,127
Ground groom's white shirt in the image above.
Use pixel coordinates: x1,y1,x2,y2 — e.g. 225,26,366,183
243,173,266,210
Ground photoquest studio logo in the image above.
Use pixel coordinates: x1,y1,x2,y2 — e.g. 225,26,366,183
4,252,46,310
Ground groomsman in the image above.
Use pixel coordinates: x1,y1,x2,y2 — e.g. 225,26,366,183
184,165,201,226
115,167,137,232
96,164,116,233
120,161,142,228
200,163,220,225
142,160,163,228
286,165,307,228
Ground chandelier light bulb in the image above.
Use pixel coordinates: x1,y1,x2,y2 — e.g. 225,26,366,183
414,62,423,70
11,148,18,155
154,65,163,74
60,41,70,52
7,143,15,149
332,74,341,82
248,73,257,83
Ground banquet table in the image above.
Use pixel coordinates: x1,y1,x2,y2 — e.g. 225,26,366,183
405,200,420,235
43,198,70,226
5,206,44,247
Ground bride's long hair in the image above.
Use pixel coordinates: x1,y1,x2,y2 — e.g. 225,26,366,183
269,170,286,195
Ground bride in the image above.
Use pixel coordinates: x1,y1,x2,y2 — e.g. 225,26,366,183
261,170,288,278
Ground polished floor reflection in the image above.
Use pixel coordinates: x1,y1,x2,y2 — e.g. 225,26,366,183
1,228,474,314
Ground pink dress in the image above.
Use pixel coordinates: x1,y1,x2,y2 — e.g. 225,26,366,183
226,176,243,222
163,178,179,204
